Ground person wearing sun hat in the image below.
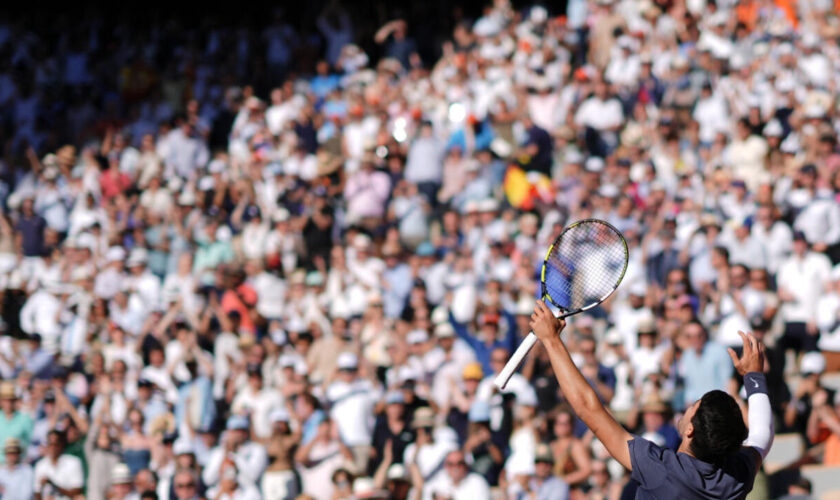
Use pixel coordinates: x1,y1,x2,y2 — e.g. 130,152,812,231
401,407,458,481
0,437,34,500
0,381,33,465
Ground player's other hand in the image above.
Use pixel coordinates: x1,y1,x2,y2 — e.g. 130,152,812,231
727,330,765,376
530,301,565,342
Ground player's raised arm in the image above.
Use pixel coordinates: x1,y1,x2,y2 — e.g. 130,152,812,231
531,301,634,470
728,330,775,467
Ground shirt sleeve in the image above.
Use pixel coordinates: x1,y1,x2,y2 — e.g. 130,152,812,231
629,436,668,489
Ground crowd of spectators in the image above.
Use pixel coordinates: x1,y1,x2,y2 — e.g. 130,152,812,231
3,0,840,498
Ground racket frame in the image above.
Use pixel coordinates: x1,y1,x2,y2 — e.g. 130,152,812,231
494,218,628,390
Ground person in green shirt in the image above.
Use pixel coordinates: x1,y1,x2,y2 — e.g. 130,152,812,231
0,381,34,464
193,217,235,286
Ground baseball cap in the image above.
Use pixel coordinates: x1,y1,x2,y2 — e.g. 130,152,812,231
173,439,194,456
337,352,359,371
226,415,250,431
462,362,484,381
385,390,405,405
434,323,455,338
407,330,429,345
270,408,290,423
801,352,826,375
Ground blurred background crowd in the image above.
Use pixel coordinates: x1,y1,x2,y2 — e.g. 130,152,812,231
2,0,840,498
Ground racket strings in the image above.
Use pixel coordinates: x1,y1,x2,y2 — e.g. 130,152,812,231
543,222,627,311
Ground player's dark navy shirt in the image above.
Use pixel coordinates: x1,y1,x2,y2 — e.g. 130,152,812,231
629,437,758,499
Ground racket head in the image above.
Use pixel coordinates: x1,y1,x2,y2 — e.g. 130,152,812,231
540,219,628,314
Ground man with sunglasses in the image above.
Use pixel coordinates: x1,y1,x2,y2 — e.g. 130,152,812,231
173,469,201,500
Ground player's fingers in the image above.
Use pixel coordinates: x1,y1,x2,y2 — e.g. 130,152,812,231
536,300,551,315
737,331,751,354
747,331,759,353
727,347,739,366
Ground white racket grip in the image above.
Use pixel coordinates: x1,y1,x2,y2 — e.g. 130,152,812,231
494,332,538,390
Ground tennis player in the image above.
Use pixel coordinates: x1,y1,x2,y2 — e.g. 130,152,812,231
530,301,773,499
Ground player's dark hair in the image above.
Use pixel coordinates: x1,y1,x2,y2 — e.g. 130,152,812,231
690,390,747,464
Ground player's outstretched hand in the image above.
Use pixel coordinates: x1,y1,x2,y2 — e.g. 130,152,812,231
530,301,566,343
727,330,765,376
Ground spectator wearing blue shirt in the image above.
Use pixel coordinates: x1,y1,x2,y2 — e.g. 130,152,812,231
633,395,682,451
452,311,517,374
0,438,33,500
381,245,412,318
446,118,494,156
526,444,570,500
175,357,216,438
296,392,325,446
577,335,616,404
309,61,341,100
23,333,54,380
374,19,419,70
678,321,733,410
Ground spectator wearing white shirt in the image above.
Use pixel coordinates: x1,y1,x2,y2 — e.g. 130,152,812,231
235,206,271,261
777,231,832,354
476,348,537,436
202,416,268,490
793,167,840,264
34,166,70,235
605,36,641,89
751,204,792,275
231,363,283,440
19,286,63,348
405,122,445,205
427,323,476,408
94,247,126,299
205,459,262,500
326,352,380,472
719,217,766,270
403,407,458,482
32,430,84,500
693,82,729,145
628,320,667,389
817,268,840,371
164,121,209,180
574,79,624,156
723,118,768,192
124,249,161,316
423,449,490,500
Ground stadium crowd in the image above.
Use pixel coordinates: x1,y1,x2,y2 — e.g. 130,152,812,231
2,0,840,498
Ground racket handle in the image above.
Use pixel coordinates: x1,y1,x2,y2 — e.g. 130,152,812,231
494,332,538,390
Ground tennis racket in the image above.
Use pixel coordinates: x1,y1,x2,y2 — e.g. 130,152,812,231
494,219,629,390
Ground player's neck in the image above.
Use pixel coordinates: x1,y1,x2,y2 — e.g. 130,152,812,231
676,439,695,458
